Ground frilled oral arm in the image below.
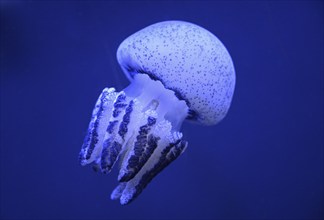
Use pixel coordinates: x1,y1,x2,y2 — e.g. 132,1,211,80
79,74,189,205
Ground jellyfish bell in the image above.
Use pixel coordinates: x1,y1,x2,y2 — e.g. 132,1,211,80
79,20,235,205
117,20,235,125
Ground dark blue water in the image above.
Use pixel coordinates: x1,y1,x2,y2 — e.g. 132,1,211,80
1,1,323,219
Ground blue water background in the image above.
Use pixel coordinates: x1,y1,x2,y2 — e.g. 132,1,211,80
1,1,323,219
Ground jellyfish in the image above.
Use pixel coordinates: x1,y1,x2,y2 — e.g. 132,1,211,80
79,20,235,205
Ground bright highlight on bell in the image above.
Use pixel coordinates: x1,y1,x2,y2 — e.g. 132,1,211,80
79,20,236,205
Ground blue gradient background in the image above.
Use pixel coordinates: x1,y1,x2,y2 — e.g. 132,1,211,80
1,1,323,219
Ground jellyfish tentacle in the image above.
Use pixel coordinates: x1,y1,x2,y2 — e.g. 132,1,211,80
99,91,151,174
112,120,188,205
118,115,159,182
99,92,132,173
118,100,134,139
79,88,117,166
80,74,189,205
111,182,127,200
122,140,187,204
121,141,187,205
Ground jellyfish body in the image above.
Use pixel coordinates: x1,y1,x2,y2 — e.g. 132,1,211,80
79,21,235,205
